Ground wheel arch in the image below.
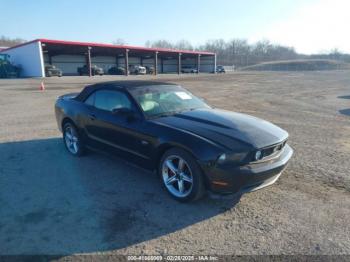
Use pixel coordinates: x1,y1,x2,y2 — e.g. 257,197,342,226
155,142,211,190
61,117,76,130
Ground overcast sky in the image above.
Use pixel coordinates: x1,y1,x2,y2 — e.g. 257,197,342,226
1,0,349,54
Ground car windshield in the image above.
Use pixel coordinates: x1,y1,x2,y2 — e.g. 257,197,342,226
129,85,210,118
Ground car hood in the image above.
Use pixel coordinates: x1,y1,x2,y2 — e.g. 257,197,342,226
153,108,288,150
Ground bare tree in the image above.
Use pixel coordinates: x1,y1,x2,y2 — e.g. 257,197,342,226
0,36,26,47
112,38,127,45
174,40,193,50
145,40,174,49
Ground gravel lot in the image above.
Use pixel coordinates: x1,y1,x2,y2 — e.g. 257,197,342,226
0,72,349,257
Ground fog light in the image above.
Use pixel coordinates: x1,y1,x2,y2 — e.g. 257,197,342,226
255,150,263,161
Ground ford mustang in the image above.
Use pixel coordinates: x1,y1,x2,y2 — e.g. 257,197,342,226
55,81,293,202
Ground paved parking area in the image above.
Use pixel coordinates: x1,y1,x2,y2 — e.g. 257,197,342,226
0,72,350,257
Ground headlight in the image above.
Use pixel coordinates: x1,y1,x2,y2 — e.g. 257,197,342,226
217,152,247,165
255,150,263,161
217,153,226,164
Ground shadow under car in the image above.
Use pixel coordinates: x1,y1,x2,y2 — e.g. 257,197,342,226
0,137,241,255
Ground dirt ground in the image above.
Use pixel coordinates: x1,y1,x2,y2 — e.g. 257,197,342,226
0,72,349,258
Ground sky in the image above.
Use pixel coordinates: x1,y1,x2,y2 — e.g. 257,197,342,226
1,0,349,54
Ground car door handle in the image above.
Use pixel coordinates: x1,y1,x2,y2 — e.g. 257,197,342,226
88,114,96,120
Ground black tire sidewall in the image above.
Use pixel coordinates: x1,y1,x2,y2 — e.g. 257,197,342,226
159,148,205,202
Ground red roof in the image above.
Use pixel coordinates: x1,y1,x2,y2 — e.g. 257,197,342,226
2,38,215,56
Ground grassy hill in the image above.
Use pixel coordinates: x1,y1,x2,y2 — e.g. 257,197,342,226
240,59,350,71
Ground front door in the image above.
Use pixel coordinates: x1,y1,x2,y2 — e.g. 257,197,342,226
83,89,150,163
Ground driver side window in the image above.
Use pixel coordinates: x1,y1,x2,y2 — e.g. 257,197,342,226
86,90,132,112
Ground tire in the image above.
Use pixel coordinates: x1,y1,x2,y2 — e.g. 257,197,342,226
63,122,85,156
159,148,205,202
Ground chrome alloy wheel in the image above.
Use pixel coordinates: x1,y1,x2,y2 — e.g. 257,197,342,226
162,155,193,198
64,125,79,154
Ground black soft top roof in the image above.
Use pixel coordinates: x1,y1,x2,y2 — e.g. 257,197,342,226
75,81,177,101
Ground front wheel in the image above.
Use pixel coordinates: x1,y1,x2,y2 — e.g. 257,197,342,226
63,122,85,156
159,148,205,202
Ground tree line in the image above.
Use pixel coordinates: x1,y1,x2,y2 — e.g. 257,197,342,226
2,35,350,68
147,39,298,66
145,39,350,67
0,36,25,48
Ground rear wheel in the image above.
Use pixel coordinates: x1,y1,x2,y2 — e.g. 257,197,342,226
159,148,205,202
63,122,85,156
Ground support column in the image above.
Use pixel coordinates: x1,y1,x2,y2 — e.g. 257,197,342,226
87,47,92,77
125,49,129,76
154,51,158,75
177,53,182,75
197,54,201,74
115,55,119,68
213,53,217,74
161,58,164,73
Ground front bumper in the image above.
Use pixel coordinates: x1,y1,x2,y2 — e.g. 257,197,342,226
205,144,293,194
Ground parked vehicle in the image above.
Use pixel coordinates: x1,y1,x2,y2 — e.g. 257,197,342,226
77,65,104,76
55,81,293,202
45,65,63,77
145,66,155,74
108,66,127,75
181,65,198,73
216,65,226,73
0,54,21,78
129,65,146,75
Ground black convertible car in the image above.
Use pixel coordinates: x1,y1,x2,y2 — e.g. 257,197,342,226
55,81,293,202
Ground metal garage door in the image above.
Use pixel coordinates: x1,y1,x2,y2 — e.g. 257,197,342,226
91,56,115,74
50,55,86,75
